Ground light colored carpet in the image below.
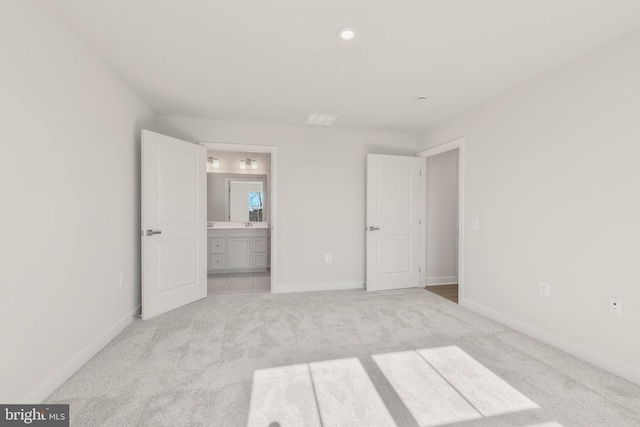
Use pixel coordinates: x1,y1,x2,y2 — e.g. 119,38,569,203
46,289,640,426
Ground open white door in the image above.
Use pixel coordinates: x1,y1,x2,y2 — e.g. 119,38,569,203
366,154,423,291
141,130,207,320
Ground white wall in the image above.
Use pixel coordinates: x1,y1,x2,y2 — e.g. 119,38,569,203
425,149,459,285
418,29,640,382
0,1,155,402
155,116,417,291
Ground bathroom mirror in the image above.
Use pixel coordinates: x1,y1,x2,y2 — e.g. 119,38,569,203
228,179,264,222
207,173,267,222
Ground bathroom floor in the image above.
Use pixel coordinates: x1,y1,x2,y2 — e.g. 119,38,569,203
207,272,271,296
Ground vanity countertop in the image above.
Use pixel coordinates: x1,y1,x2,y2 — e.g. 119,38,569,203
207,221,269,230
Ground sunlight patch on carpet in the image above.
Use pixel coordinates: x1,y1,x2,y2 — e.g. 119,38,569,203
310,358,396,426
525,423,564,427
247,363,321,427
248,346,540,427
373,350,482,426
417,346,539,416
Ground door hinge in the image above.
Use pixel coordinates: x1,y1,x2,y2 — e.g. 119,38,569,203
420,170,422,176
419,219,422,225
419,267,421,273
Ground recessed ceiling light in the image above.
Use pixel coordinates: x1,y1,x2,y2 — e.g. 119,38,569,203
417,96,429,102
338,27,356,41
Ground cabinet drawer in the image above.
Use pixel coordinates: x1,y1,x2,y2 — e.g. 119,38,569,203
210,238,226,254
209,254,226,270
208,230,226,238
253,253,267,268
252,237,267,253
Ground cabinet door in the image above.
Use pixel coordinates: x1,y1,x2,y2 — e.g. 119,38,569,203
253,252,267,268
253,237,267,253
227,238,251,269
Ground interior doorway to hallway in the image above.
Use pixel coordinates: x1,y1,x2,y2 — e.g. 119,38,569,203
418,138,465,305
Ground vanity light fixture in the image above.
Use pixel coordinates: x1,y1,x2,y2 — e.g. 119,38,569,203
240,159,257,170
207,157,219,171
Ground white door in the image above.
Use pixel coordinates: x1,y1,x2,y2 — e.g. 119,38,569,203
366,154,423,291
141,130,207,320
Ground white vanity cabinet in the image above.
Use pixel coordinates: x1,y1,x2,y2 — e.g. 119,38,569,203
207,228,269,273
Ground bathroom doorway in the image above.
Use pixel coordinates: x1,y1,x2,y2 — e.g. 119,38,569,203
203,147,275,295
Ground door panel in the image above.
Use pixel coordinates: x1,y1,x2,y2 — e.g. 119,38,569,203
157,238,198,292
378,234,411,274
378,163,413,221
142,130,207,320
366,154,423,291
157,147,198,222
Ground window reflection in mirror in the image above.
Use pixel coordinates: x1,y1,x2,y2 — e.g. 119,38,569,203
248,191,263,221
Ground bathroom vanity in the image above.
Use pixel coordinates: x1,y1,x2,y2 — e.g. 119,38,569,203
207,223,269,273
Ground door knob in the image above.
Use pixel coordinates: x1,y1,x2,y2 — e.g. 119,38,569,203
145,229,162,236
368,226,380,231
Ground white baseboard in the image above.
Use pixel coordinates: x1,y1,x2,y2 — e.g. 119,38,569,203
425,276,458,286
461,298,640,386
20,305,141,404
272,281,364,294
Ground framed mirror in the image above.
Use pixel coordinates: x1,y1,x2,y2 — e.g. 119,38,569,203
227,179,266,222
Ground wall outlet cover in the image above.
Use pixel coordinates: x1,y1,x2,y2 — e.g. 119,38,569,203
609,298,622,316
539,281,550,298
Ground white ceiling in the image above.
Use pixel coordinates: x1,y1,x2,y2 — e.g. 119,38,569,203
44,0,640,133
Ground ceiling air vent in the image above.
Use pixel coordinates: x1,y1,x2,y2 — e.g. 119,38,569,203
305,114,338,126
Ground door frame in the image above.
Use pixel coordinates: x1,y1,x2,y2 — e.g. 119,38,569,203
417,137,465,305
200,142,278,292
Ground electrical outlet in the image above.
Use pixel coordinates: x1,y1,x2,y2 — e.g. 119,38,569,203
539,281,550,298
609,298,622,316
325,253,332,262
119,273,124,288
471,218,480,230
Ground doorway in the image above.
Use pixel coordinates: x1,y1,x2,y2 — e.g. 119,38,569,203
201,143,278,296
418,138,465,305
